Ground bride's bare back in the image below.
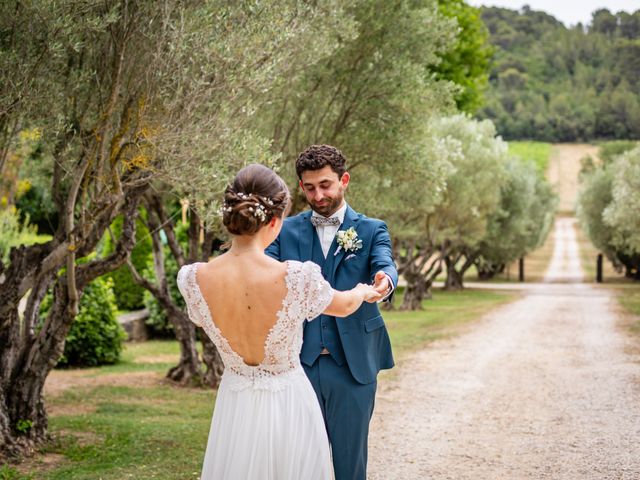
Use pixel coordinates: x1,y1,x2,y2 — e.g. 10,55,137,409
195,253,289,366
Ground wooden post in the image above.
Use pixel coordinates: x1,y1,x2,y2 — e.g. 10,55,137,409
518,257,524,282
596,253,603,283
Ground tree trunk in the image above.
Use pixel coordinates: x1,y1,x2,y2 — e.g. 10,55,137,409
3,278,76,458
445,252,477,290
201,334,223,388
0,242,59,459
166,312,202,385
128,200,204,386
475,261,505,280
444,255,464,291
0,188,146,459
400,260,428,311
400,272,429,310
132,192,225,387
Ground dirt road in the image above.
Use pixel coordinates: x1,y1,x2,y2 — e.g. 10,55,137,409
547,144,599,213
368,217,640,479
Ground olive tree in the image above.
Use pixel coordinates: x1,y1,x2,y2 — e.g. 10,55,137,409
578,146,640,279
603,146,640,254
602,146,640,278
357,134,455,309
0,0,348,458
258,0,458,206
473,158,557,279
429,115,508,291
374,114,508,309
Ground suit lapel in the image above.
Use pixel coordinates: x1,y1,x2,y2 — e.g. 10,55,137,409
298,211,314,262
330,206,360,282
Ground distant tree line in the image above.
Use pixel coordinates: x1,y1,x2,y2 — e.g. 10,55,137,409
478,6,640,141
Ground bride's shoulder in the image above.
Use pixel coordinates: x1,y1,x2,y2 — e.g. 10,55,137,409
177,261,209,286
176,263,194,282
286,260,322,280
176,262,201,290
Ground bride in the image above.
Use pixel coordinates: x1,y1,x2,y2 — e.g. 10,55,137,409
177,164,378,479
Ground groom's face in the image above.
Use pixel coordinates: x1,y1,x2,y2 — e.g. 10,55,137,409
299,166,350,217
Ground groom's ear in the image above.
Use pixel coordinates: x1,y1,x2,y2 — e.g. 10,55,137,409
340,172,350,188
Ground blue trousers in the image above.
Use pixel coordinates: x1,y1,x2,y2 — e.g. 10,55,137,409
303,355,377,480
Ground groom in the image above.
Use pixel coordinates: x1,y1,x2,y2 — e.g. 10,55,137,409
266,144,397,480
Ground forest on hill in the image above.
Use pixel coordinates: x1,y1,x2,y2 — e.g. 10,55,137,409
478,6,640,142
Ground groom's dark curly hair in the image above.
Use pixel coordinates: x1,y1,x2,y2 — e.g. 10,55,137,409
295,144,347,179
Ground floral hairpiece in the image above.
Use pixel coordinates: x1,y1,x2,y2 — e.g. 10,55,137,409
248,203,267,221
237,192,274,205
218,191,274,221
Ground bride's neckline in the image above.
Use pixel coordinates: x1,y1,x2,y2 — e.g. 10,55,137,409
191,260,294,369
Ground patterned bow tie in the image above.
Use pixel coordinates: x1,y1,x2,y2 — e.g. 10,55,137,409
310,216,341,227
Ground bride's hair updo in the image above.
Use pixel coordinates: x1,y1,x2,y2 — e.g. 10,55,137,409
222,164,290,235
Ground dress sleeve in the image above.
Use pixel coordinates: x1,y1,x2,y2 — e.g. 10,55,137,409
176,265,204,327
301,261,334,321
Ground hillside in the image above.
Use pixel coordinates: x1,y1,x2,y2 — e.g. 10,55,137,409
477,6,640,142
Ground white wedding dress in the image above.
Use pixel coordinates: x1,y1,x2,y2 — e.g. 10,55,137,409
177,260,334,480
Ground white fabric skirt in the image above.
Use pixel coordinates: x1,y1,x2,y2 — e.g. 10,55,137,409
200,367,332,480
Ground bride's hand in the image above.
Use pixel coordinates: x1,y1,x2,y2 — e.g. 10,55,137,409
355,283,380,303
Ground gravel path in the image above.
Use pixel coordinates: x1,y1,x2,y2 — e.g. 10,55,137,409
547,144,599,213
368,218,640,479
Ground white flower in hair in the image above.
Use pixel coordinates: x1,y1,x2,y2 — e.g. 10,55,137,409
217,204,233,217
254,203,267,221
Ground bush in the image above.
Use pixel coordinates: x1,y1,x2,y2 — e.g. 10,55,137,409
598,140,639,164
102,213,152,311
40,277,126,367
0,206,50,263
14,181,59,235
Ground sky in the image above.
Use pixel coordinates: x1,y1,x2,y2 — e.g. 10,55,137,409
467,0,640,27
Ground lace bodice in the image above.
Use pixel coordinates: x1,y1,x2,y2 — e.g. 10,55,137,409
177,260,334,390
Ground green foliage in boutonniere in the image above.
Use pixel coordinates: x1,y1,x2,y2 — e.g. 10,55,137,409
335,227,363,255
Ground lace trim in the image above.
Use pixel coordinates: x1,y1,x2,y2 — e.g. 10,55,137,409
221,366,308,392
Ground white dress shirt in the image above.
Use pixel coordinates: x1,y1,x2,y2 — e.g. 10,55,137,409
311,203,394,301
311,203,347,258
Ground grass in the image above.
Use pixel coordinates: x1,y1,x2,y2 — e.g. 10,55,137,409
618,288,640,335
508,141,552,175
6,289,517,479
619,290,640,316
607,283,640,337
8,341,213,480
42,383,212,480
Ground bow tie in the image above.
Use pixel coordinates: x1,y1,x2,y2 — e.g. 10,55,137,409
310,216,341,227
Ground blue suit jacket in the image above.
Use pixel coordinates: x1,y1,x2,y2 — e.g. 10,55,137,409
265,205,398,384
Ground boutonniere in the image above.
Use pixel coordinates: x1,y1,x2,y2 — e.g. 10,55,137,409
335,227,363,256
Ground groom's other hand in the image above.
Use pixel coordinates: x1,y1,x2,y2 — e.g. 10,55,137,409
368,271,392,303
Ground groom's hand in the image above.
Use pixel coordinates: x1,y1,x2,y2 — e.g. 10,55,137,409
368,271,391,303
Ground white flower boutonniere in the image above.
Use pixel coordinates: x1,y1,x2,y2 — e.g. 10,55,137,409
335,227,363,256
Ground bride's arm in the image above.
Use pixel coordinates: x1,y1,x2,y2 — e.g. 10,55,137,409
323,284,378,317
